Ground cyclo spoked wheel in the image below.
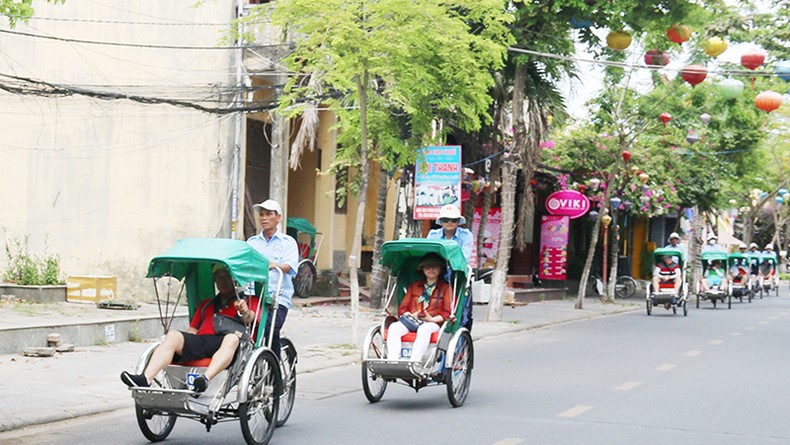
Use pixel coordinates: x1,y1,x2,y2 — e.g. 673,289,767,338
446,330,473,407
240,350,281,445
276,338,297,427
135,369,176,442
293,260,316,298
361,326,387,403
614,276,637,299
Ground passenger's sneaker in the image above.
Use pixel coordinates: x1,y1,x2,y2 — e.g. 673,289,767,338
193,374,210,393
120,371,149,388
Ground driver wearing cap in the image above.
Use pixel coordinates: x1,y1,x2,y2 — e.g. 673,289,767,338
426,204,474,264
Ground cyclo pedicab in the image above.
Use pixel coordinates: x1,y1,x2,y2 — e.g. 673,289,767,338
360,238,474,407
127,238,297,445
758,251,779,297
286,217,323,298
695,251,732,309
727,251,754,303
647,247,688,316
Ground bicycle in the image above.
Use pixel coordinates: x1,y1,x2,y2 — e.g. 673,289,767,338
592,274,638,299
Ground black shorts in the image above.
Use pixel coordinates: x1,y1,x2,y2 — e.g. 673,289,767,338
174,332,231,363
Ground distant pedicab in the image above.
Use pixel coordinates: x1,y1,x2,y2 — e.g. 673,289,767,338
758,251,779,297
647,247,689,316
696,251,731,309
286,217,323,298
127,238,297,445
727,252,754,304
360,239,474,407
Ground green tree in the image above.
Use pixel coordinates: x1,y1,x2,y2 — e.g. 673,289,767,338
1,0,64,28
251,0,513,317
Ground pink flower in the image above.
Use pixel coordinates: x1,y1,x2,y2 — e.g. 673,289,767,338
645,190,653,197
664,204,671,208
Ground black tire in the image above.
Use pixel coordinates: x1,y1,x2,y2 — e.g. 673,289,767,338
240,350,281,445
759,287,764,299
683,301,688,316
748,290,752,303
696,294,700,308
712,297,717,309
134,365,176,442
135,404,176,442
292,260,317,298
646,300,652,316
361,327,387,403
728,294,732,309
276,338,297,427
446,330,473,407
672,304,677,314
614,276,637,299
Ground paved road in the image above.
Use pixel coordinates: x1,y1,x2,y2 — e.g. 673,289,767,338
4,290,788,445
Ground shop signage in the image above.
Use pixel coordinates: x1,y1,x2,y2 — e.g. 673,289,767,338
545,190,590,219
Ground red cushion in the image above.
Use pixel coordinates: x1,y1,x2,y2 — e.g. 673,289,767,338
658,282,676,289
175,358,212,367
383,329,439,343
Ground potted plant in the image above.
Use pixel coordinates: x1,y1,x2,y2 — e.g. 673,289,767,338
1,236,66,303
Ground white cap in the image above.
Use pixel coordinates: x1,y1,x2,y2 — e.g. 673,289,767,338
253,199,282,215
435,204,466,225
749,242,758,249
765,244,774,250
668,232,680,241
738,242,747,249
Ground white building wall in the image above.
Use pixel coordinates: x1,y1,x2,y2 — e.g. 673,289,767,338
0,0,239,300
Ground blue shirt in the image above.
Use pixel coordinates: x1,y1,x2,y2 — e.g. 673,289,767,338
247,229,299,309
427,226,474,264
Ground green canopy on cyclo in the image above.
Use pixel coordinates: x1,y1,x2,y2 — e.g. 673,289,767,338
700,251,728,262
285,217,317,239
146,238,270,318
652,247,685,263
381,239,468,276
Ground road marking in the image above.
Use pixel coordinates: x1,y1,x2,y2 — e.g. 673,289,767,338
745,327,756,330
780,312,787,315
709,340,723,345
492,439,524,445
656,364,676,371
558,405,592,418
729,332,742,336
770,316,779,320
685,350,702,357
759,321,770,325
615,381,642,391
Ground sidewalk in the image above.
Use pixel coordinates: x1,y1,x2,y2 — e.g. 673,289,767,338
0,297,639,433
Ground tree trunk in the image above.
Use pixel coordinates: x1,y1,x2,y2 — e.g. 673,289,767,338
576,210,603,309
688,207,705,297
368,166,389,309
487,63,527,322
605,222,619,303
349,71,370,344
476,186,493,268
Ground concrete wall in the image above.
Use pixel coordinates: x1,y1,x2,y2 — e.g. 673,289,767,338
0,1,237,301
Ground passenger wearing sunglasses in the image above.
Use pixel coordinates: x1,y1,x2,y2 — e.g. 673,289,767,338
427,204,473,264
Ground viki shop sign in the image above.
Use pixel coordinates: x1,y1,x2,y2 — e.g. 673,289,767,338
545,190,590,219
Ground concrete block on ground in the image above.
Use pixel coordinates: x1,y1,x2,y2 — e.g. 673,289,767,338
22,347,55,357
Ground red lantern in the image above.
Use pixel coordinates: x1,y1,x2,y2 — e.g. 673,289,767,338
667,24,692,45
681,64,707,86
741,49,766,70
659,112,672,126
622,151,631,162
755,90,783,113
578,184,586,193
644,49,670,66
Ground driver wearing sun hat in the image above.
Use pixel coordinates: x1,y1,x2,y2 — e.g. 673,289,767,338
426,204,473,264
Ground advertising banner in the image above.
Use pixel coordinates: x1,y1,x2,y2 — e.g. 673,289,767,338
538,215,569,280
414,146,462,220
545,190,590,219
471,207,502,269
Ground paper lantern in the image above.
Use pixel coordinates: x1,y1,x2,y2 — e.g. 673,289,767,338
776,61,790,82
754,90,782,113
700,113,711,125
659,112,672,126
702,37,727,58
622,151,631,162
686,129,699,144
667,24,692,45
644,49,670,66
681,64,707,86
638,173,649,184
606,31,632,51
716,79,744,100
741,49,766,70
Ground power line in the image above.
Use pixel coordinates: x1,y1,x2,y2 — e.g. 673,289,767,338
2,13,229,26
509,46,785,78
0,28,287,50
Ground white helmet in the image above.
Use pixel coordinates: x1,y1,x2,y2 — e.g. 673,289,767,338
765,244,774,250
668,232,680,241
749,242,758,249
738,242,747,250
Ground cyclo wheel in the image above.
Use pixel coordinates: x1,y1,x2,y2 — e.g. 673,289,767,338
276,338,297,427
683,300,688,316
135,357,176,442
240,349,281,445
293,260,317,298
614,276,637,299
361,325,387,403
446,330,474,407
